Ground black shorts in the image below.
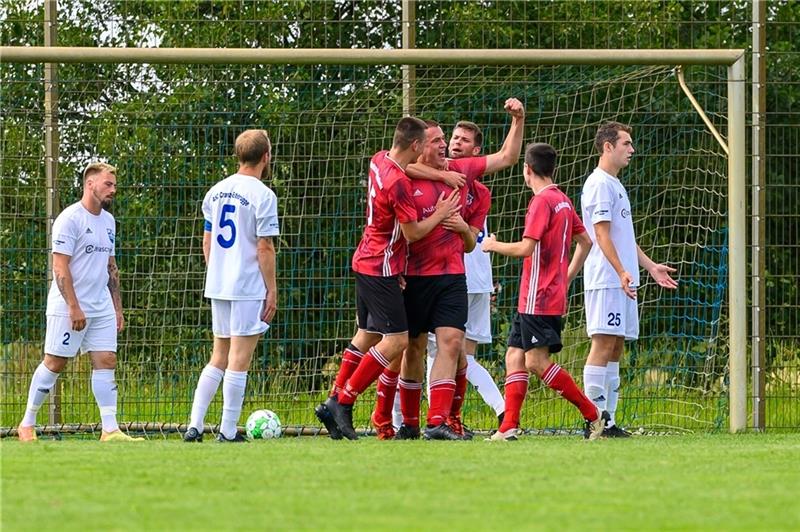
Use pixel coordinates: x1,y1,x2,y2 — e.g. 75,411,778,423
507,313,563,353
355,272,407,335
403,274,468,338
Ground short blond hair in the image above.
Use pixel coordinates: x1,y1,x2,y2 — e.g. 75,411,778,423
235,129,271,165
83,162,117,181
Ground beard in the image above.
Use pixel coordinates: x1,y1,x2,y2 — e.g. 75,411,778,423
261,164,271,180
100,198,113,210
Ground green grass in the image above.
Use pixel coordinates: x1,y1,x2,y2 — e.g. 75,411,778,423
2,433,799,530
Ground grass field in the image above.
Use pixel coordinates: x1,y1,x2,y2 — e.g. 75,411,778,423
2,433,799,530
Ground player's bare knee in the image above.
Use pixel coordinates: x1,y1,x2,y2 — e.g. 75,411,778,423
90,351,117,370
43,354,68,373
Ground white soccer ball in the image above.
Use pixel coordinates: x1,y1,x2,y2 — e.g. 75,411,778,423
245,409,282,440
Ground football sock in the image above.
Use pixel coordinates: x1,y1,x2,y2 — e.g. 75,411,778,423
220,370,248,439
499,371,529,432
331,344,363,396
399,379,422,428
21,363,60,426
391,384,403,430
605,361,621,427
542,363,598,421
465,354,505,416
189,364,224,430
426,379,456,426
583,364,607,412
374,368,399,425
91,369,119,433
450,366,468,417
338,346,389,406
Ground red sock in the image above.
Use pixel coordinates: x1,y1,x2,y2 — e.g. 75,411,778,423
499,371,529,432
338,347,390,405
449,366,468,418
426,379,456,426
542,363,598,420
399,379,422,428
331,344,363,396
373,368,399,425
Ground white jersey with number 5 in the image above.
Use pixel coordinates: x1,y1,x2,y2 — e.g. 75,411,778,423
580,167,639,290
46,202,116,317
202,174,280,300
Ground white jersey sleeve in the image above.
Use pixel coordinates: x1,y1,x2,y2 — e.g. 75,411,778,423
256,188,280,237
465,219,494,294
581,168,639,290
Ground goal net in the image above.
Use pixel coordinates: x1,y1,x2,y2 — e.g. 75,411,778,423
0,58,731,435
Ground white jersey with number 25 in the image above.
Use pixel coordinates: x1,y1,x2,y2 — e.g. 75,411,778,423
202,174,280,301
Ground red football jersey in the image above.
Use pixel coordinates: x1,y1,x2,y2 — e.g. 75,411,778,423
352,151,419,276
406,156,487,276
518,185,586,315
465,180,491,231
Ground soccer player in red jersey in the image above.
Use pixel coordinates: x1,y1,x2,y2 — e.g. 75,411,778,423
482,142,609,441
315,117,461,440
376,99,525,440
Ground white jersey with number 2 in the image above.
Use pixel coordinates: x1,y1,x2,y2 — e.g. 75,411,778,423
47,202,116,317
580,167,639,290
202,174,280,301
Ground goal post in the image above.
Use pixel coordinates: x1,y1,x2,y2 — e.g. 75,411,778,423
0,46,747,434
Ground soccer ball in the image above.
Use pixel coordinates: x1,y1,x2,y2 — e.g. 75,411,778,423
245,409,282,440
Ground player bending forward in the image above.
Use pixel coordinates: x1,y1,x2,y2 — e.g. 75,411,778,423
482,143,609,441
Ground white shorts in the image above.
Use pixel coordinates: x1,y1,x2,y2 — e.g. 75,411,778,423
44,314,117,357
465,292,492,344
211,299,269,338
585,288,639,340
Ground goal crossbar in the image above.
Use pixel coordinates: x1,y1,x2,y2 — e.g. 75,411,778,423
0,46,748,433
1,47,743,66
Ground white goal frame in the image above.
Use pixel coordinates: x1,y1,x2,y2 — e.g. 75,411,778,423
0,46,747,432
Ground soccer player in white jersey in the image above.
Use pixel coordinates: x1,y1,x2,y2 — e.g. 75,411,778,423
17,162,142,442
184,129,280,443
581,122,678,437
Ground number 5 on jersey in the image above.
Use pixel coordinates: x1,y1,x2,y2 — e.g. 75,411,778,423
217,204,237,248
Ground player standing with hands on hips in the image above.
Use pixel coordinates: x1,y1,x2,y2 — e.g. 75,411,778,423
17,162,142,442
184,129,280,443
580,122,678,437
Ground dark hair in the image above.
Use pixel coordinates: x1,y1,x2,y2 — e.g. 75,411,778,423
423,119,440,128
594,121,632,154
524,142,557,178
235,129,271,165
393,117,428,149
454,120,483,147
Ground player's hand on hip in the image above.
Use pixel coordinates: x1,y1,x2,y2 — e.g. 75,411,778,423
70,306,87,331
481,233,497,253
650,263,678,289
115,311,125,332
504,98,525,118
442,171,466,189
263,291,277,323
619,271,637,300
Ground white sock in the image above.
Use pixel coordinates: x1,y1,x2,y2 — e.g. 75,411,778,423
220,370,247,439
92,369,119,433
465,355,505,416
605,362,621,427
583,364,607,412
189,365,225,430
391,384,402,430
21,363,60,426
